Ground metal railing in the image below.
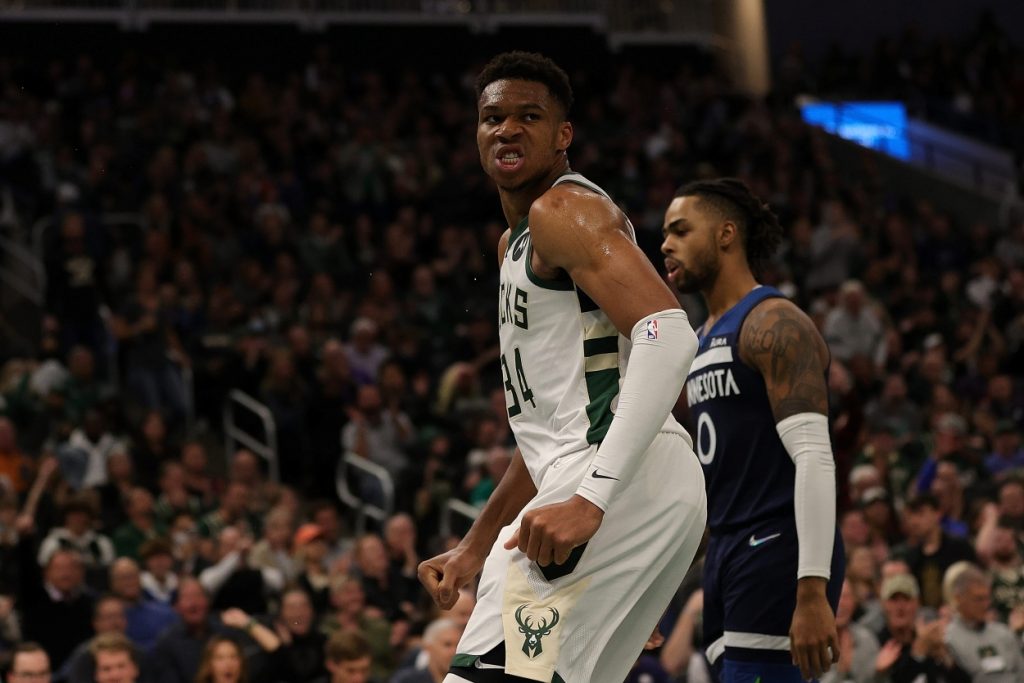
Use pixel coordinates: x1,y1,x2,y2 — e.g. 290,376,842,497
440,497,480,539
804,100,1017,199
0,0,718,39
334,451,394,535
223,389,279,482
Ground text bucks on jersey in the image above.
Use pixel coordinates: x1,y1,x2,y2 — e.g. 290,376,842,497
496,173,633,482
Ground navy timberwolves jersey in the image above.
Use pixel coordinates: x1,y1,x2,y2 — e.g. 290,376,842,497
686,286,793,531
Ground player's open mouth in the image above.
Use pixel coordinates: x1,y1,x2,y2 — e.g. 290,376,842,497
665,259,681,277
496,148,524,171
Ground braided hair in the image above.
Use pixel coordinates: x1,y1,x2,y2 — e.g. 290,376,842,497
674,178,783,274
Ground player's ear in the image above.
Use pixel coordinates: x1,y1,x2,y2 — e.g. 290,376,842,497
718,221,738,249
557,121,573,154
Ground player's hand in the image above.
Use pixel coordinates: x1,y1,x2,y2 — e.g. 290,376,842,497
789,578,838,681
644,626,664,650
418,545,487,610
504,495,604,567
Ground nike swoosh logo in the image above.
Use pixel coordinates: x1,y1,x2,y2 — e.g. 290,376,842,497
591,470,619,480
748,533,781,547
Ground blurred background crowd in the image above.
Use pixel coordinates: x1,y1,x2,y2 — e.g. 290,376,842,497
1,3,1024,682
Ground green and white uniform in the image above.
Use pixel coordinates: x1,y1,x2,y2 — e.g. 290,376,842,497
447,173,706,683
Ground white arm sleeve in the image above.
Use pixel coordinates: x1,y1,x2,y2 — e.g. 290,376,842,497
575,309,698,511
777,412,836,580
198,551,241,595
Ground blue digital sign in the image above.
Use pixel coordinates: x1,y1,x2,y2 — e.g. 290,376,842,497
801,101,910,160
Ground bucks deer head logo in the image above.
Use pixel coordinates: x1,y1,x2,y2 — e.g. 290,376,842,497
515,604,559,658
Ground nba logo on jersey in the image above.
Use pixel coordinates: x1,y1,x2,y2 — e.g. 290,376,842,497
646,319,659,340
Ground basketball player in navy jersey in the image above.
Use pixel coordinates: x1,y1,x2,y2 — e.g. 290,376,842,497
661,178,844,683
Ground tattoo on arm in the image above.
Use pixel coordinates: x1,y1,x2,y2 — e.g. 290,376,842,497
740,303,828,422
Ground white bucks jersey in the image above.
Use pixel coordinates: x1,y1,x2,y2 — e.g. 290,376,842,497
498,172,633,483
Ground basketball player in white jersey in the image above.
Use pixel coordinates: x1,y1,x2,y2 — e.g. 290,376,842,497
417,52,707,683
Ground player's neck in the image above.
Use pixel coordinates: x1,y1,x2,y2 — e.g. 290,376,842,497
702,263,759,318
497,161,571,229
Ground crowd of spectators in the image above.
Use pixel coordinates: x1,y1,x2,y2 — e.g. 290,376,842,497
0,15,1023,683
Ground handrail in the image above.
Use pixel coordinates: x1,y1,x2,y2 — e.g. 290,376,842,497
334,451,394,535
805,98,1016,197
439,497,480,540
222,389,279,482
0,232,45,307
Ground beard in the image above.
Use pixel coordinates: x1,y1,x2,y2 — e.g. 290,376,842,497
672,248,721,294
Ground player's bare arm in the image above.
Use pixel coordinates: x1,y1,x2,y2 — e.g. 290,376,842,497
740,298,839,681
419,447,536,609
503,183,695,567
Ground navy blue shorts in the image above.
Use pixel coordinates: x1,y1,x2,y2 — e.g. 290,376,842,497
703,516,844,681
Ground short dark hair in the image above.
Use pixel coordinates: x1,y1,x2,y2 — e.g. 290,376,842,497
325,630,371,664
674,178,783,273
476,51,573,117
905,493,941,512
9,642,48,671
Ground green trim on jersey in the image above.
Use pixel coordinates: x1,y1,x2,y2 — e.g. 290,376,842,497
450,654,478,668
584,367,618,444
509,215,529,246
526,243,574,291
583,336,619,357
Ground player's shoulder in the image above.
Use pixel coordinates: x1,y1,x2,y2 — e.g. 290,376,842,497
738,296,827,364
528,181,623,238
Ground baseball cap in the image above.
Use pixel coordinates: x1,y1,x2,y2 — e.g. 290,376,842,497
859,486,889,507
293,523,325,548
881,574,920,600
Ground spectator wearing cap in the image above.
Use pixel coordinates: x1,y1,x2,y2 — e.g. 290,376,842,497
872,573,965,683
37,496,115,579
293,523,331,615
307,502,352,570
848,464,884,508
138,539,178,605
249,507,297,584
108,557,179,652
112,489,164,561
821,580,879,683
860,486,900,549
198,526,283,616
985,421,1024,478
824,279,888,366
944,565,1024,681
902,494,977,609
0,417,32,495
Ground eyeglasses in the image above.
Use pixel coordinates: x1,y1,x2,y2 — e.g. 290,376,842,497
12,671,51,681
